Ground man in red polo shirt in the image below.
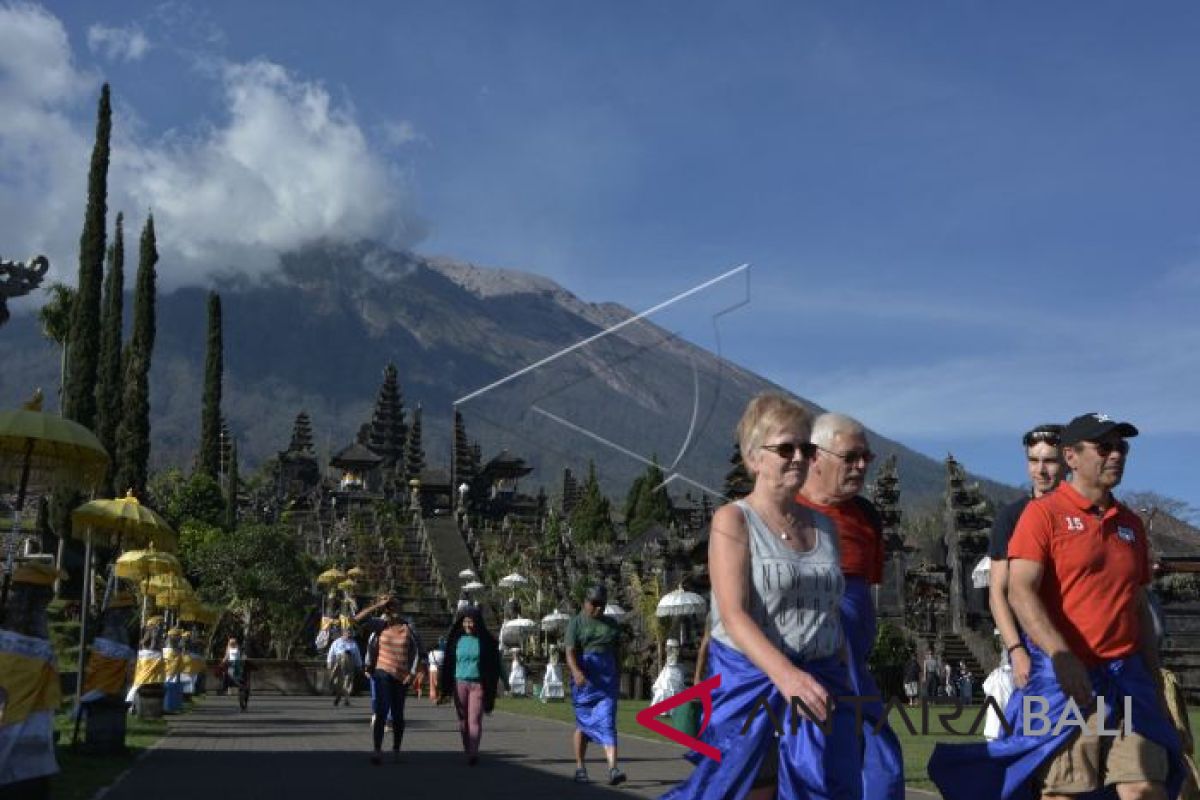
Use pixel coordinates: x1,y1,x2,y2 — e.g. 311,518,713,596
797,412,902,800
1008,413,1170,799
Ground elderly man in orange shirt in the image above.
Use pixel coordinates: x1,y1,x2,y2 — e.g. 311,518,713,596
797,412,903,800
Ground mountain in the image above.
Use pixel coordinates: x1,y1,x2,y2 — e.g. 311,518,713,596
0,240,1018,510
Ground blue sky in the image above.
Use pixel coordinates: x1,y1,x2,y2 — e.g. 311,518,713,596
2,2,1198,513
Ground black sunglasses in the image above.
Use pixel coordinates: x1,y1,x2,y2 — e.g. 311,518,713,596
1082,440,1130,457
760,441,818,461
815,444,876,466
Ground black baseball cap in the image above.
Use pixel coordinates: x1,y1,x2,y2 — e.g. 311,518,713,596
1060,413,1139,446
585,585,608,605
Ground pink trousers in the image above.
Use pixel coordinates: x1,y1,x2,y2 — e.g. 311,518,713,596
453,679,485,757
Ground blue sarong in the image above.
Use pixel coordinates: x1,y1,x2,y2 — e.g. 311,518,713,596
573,649,618,746
842,577,906,800
929,642,1184,800
662,638,863,800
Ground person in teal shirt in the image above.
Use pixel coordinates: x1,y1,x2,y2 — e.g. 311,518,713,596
437,607,501,765
566,584,625,786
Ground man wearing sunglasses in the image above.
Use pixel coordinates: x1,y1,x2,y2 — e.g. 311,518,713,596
987,424,1065,691
797,412,903,800
948,413,1182,799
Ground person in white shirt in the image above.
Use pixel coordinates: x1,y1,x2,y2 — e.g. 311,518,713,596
327,628,362,707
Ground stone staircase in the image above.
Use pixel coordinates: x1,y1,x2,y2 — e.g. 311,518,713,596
920,631,987,701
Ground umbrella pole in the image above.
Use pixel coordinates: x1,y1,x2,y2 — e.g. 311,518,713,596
72,531,94,747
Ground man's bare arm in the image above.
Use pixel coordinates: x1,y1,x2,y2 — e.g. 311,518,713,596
1008,558,1091,707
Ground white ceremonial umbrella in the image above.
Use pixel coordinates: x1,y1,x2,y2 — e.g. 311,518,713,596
540,611,570,632
498,573,529,589
604,603,628,621
462,581,486,592
971,556,992,589
458,568,478,581
656,588,707,618
501,617,537,646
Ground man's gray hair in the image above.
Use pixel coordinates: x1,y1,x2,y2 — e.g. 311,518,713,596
811,412,866,449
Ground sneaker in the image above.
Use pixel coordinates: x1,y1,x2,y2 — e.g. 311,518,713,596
608,768,626,786
573,768,589,784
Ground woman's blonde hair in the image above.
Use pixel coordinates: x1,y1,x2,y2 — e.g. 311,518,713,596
736,393,812,476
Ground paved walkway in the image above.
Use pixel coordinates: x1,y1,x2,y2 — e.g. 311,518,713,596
103,694,941,798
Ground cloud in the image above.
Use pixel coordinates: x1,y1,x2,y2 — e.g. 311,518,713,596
86,23,150,62
0,6,425,294
380,120,424,149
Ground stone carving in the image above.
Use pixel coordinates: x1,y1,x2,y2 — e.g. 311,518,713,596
0,255,50,327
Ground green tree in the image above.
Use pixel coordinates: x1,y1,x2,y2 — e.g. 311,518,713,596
226,436,239,531
569,462,614,543
113,215,158,498
160,472,226,530
198,292,223,479
181,522,315,657
627,459,673,536
723,442,753,500
95,212,125,489
63,83,111,431
867,621,915,701
36,283,76,413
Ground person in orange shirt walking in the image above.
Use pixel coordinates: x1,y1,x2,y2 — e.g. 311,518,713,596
797,412,903,800
930,413,1184,800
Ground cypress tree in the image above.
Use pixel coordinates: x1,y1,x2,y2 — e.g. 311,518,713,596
452,409,473,505
114,214,158,498
225,436,239,531
95,212,124,488
723,442,753,500
569,462,614,543
198,292,223,479
63,83,111,430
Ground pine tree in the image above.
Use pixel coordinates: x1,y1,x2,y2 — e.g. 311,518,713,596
199,292,223,479
63,83,112,430
225,436,239,531
723,442,753,500
368,363,406,468
404,404,425,480
628,460,674,535
569,462,614,543
113,215,158,498
95,212,124,488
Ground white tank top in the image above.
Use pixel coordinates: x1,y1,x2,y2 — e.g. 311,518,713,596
710,500,845,661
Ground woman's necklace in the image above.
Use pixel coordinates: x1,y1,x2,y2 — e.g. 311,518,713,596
749,499,801,541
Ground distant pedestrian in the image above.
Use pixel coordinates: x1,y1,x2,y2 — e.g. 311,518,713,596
220,637,250,711
427,637,445,701
922,650,940,700
942,663,953,699
437,607,502,766
354,593,422,765
904,656,921,707
957,662,972,705
327,627,362,707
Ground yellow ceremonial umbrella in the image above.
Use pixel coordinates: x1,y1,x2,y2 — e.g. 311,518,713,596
115,548,180,580
72,491,176,552
317,568,345,586
0,390,109,608
147,573,190,595
346,567,365,580
338,578,356,591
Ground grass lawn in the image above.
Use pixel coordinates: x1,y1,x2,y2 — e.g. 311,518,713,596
46,695,205,800
495,697,1200,792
